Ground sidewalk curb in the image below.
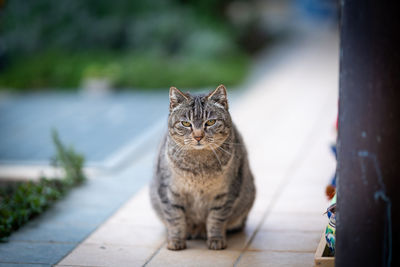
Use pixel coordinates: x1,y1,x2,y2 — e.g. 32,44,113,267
0,119,166,181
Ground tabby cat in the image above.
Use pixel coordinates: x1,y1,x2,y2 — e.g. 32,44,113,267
150,85,255,250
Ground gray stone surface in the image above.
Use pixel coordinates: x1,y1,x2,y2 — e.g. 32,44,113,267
0,150,156,265
0,242,75,265
0,263,50,267
0,91,168,165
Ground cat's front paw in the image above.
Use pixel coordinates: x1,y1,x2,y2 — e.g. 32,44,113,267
167,239,187,250
207,237,227,250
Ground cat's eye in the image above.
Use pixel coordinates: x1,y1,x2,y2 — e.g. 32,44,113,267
206,119,216,126
181,121,191,127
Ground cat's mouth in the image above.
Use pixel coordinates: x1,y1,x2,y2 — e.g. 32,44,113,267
193,143,205,150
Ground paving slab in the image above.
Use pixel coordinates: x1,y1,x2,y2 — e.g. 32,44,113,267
57,243,158,267
236,251,315,267
247,230,321,252
0,242,76,265
147,245,241,267
0,264,50,267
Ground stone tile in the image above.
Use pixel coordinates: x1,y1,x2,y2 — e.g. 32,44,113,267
246,206,265,231
236,251,314,267
287,182,328,194
0,242,75,265
147,244,241,267
36,187,123,227
85,222,165,247
143,224,254,267
108,206,163,228
261,212,326,232
108,187,163,228
288,147,336,188
251,195,272,215
226,224,257,251
0,264,51,267
57,243,157,267
253,174,282,198
249,172,282,219
271,194,327,214
9,220,93,243
247,230,321,252
274,183,329,203
270,183,328,215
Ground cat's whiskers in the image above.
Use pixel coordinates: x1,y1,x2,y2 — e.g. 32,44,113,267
172,143,188,158
208,144,222,170
216,145,232,156
222,141,244,146
206,137,214,142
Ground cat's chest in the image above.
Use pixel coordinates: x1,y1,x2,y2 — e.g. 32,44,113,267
171,170,227,196
171,171,227,215
172,172,227,223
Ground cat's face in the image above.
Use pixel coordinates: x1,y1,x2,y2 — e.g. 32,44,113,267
168,85,232,151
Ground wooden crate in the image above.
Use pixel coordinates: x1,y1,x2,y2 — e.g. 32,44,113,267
314,234,335,267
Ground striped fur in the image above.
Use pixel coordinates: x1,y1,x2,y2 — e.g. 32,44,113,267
150,85,255,250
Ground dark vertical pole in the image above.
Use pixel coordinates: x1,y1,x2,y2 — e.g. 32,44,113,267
337,0,400,266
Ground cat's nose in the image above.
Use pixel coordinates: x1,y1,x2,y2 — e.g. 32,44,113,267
194,135,203,141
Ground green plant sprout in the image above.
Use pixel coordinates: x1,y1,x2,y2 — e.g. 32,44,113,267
0,130,86,240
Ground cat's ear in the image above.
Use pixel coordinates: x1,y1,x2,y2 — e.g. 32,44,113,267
207,84,228,110
169,87,189,110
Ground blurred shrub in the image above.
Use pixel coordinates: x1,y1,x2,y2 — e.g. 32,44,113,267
0,0,267,89
0,50,248,89
0,131,85,240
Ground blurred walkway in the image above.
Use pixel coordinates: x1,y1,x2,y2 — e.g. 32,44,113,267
0,91,168,167
53,29,338,267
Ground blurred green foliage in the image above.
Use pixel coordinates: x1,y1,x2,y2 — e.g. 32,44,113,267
0,0,264,90
0,51,248,90
0,131,85,240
